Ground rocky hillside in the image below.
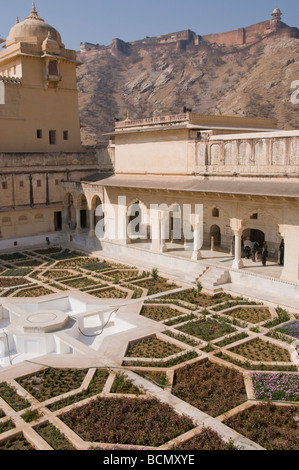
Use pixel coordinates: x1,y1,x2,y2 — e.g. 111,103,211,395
76,36,299,146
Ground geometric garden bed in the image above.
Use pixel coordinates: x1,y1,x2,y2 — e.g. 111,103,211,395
0,247,299,451
60,396,194,447
223,403,299,450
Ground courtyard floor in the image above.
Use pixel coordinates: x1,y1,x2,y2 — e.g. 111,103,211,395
0,246,298,451
129,239,284,279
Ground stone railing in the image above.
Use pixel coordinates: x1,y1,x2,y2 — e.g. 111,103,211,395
0,151,98,171
115,113,188,130
195,131,299,175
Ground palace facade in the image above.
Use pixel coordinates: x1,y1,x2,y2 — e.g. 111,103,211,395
1,5,299,299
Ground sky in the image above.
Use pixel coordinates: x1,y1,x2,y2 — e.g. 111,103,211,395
1,0,299,51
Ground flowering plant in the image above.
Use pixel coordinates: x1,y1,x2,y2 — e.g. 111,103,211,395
275,320,299,339
251,372,299,402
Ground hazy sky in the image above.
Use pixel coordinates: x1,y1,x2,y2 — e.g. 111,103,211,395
1,0,299,50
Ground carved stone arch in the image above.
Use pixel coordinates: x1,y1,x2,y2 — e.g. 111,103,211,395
290,139,299,165
254,140,267,165
64,191,75,206
224,142,233,165
168,202,183,241
127,198,148,221
241,207,279,225
204,202,231,221
127,199,148,239
74,193,88,230
210,224,221,247
210,143,222,165
90,194,103,210
272,140,286,165
167,201,182,211
76,193,88,208
238,141,252,165
90,194,104,234
127,197,147,210
208,220,224,232
243,227,265,248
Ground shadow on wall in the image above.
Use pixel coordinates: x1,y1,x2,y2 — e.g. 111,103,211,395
94,145,115,172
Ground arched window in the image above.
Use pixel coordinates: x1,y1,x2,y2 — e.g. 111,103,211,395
212,208,219,218
48,60,59,76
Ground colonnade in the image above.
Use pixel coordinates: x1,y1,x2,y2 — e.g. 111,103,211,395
61,197,260,270
61,191,299,283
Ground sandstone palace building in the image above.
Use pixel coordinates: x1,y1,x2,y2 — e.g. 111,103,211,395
0,5,98,239
1,6,299,301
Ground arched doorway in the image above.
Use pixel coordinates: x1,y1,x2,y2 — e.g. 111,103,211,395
127,201,147,242
91,195,104,238
210,225,221,247
92,196,103,225
77,194,88,230
168,203,182,243
243,228,265,247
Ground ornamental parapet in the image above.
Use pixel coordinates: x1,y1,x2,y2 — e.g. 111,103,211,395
195,131,299,176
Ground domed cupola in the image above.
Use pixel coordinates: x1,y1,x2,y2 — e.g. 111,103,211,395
271,8,282,23
6,3,64,48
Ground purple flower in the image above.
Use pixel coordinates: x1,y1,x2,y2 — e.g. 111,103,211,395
250,373,299,402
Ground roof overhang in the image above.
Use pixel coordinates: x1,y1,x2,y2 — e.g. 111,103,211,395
81,173,299,199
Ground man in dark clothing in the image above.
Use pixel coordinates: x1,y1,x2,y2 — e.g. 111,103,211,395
262,241,268,266
252,241,259,262
244,238,251,259
279,239,284,266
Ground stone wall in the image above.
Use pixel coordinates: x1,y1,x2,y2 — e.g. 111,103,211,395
0,150,100,239
94,16,299,56
202,19,299,46
195,132,299,175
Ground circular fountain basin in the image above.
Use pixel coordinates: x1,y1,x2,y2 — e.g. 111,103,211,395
14,309,69,333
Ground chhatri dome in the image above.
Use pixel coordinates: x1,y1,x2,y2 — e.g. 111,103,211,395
6,3,64,48
272,8,282,20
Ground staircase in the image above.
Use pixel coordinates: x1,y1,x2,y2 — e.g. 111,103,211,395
51,231,67,247
199,266,231,293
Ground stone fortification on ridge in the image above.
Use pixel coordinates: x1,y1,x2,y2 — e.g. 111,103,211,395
80,8,299,53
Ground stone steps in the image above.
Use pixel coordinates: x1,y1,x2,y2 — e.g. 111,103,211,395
51,232,66,246
199,266,231,292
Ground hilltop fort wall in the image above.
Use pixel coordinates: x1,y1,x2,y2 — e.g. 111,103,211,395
79,9,299,54
203,17,299,46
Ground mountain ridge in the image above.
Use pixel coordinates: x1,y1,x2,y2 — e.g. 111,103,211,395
76,11,299,146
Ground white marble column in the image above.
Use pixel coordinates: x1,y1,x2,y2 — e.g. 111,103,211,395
75,206,82,234
232,230,243,269
116,199,131,244
150,207,161,253
88,209,95,237
160,212,167,253
230,218,246,270
192,216,202,260
62,205,69,231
